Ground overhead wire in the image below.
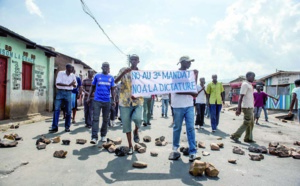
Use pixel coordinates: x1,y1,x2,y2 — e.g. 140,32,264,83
80,0,127,56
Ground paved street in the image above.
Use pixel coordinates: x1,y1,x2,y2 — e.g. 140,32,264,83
0,101,300,186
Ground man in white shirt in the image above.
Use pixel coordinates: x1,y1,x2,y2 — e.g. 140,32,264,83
170,56,199,162
161,94,169,118
49,64,77,133
230,72,255,143
195,77,207,129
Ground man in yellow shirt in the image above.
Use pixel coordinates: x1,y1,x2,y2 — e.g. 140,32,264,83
206,74,225,132
115,54,144,155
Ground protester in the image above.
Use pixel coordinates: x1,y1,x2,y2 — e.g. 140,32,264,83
229,89,233,105
206,74,225,132
71,69,82,124
288,79,300,123
49,64,77,133
253,85,278,125
150,94,156,118
82,70,94,128
88,62,115,144
195,77,207,129
108,90,116,127
114,77,120,120
143,95,152,126
170,56,199,162
115,54,143,155
161,93,169,118
230,72,256,143
261,86,269,122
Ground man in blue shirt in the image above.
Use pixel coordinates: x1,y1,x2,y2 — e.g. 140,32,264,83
71,68,82,124
87,62,116,144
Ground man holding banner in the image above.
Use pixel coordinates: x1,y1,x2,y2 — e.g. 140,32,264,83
130,55,200,160
115,54,144,155
170,56,199,162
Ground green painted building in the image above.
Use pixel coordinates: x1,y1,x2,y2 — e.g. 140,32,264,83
0,26,56,120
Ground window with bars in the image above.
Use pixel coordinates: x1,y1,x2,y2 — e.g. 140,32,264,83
22,62,33,90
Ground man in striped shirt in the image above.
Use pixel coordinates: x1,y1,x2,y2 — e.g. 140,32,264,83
82,70,94,128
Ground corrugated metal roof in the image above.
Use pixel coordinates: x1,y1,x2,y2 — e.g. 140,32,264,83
259,71,300,81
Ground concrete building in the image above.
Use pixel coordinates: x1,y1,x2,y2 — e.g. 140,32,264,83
259,70,300,110
0,26,56,120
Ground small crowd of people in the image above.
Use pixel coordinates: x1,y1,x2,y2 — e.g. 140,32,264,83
49,55,300,161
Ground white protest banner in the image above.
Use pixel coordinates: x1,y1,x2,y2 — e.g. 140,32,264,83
131,70,197,97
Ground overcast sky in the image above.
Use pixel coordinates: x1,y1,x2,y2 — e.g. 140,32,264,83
0,0,299,82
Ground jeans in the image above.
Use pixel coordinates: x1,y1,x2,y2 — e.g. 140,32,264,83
173,106,197,154
91,100,110,139
262,105,268,121
205,105,210,118
52,89,72,130
195,103,206,126
231,108,254,141
143,98,152,123
161,99,169,116
210,104,222,130
150,99,154,116
115,102,119,117
120,105,143,133
84,99,93,127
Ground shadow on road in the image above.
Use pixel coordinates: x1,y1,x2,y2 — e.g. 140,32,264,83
73,145,103,160
96,155,219,185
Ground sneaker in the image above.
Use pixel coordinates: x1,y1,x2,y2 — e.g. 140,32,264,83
200,126,204,130
265,119,269,122
189,153,201,162
147,122,151,125
101,137,106,142
143,122,147,126
90,138,97,144
128,147,133,155
111,120,115,127
49,128,58,133
212,130,216,133
195,125,199,129
172,147,178,152
162,114,164,117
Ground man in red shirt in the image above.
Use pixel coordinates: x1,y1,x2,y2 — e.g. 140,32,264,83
253,85,278,125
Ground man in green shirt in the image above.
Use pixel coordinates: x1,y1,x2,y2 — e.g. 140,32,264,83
206,74,225,132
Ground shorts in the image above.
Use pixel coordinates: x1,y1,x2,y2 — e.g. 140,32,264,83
119,105,143,133
254,107,262,118
71,93,76,109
